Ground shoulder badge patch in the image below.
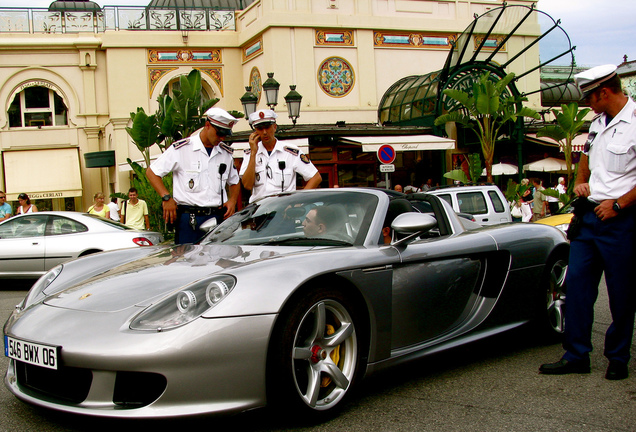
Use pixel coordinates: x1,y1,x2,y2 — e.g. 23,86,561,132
300,153,311,164
173,138,191,149
220,143,234,154
284,146,300,157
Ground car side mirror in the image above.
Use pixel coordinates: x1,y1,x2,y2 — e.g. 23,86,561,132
199,218,218,233
391,213,438,246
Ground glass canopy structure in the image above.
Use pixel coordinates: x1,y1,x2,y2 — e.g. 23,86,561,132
378,4,576,129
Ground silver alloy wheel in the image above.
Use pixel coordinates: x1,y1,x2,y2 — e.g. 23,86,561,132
546,259,567,333
291,299,358,410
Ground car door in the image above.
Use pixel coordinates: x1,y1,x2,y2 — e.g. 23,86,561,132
388,199,504,350
43,215,89,269
390,234,501,349
0,214,48,276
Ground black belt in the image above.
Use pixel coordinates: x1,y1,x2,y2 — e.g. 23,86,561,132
177,205,224,216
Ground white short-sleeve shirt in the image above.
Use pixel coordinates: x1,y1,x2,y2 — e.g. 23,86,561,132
585,97,636,202
239,139,318,203
150,132,239,207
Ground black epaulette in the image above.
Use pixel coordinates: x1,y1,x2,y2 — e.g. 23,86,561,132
220,143,234,154
284,146,299,156
173,138,191,149
592,113,602,122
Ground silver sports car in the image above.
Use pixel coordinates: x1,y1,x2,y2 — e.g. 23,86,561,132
3,189,568,418
0,211,163,279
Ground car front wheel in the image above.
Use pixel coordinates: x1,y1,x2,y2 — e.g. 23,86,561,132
268,287,364,416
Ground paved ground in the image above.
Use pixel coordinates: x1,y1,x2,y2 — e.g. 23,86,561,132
0,278,634,432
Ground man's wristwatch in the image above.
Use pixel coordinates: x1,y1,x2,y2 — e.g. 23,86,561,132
612,201,621,212
162,194,171,202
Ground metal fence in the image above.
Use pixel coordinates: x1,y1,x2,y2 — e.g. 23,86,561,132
0,7,235,33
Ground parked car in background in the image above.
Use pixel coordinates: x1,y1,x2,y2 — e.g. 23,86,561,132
535,203,574,235
426,185,512,225
0,211,163,279
4,189,568,419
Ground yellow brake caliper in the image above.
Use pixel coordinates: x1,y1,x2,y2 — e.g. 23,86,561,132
321,324,341,387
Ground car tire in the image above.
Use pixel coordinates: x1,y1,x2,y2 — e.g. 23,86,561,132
267,286,365,417
540,256,568,339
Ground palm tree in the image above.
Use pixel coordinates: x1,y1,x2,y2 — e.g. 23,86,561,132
434,72,540,183
536,102,590,185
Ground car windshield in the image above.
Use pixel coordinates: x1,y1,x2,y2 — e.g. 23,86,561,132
202,191,378,246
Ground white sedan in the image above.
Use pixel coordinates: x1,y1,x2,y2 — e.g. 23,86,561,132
0,211,163,279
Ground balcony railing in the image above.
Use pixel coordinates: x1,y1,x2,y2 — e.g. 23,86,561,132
0,7,235,34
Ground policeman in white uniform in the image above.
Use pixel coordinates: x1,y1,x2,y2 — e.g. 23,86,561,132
540,65,636,380
147,107,240,244
240,109,321,203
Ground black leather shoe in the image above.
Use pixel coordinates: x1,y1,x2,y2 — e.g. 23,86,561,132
605,361,628,380
539,358,591,375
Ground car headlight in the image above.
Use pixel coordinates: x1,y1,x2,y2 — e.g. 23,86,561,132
130,275,236,331
20,265,63,310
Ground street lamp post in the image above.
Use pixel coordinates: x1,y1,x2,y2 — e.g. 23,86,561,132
240,86,258,118
284,85,303,126
261,72,280,110
242,72,303,127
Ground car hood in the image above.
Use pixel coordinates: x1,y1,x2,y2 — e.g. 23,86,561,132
42,243,312,313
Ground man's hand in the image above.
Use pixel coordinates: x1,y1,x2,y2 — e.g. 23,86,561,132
248,132,260,153
573,182,591,198
162,198,178,224
594,200,618,221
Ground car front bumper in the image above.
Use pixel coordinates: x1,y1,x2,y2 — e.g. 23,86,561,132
5,309,276,418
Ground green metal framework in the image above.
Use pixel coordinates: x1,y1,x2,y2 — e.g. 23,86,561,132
378,4,575,131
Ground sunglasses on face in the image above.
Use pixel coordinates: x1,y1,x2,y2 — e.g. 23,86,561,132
215,127,230,137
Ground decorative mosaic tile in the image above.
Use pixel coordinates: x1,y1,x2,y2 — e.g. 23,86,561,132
317,57,355,98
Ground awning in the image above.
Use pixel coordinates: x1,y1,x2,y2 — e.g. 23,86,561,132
339,135,455,152
118,137,310,172
4,148,83,201
526,133,589,153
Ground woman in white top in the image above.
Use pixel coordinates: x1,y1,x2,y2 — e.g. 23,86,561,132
17,193,37,214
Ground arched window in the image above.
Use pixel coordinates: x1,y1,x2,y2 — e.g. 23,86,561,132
8,86,68,128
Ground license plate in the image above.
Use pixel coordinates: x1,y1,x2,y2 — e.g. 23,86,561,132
4,336,59,370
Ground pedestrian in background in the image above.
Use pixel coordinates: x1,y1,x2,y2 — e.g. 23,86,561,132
16,193,37,214
120,187,150,230
107,196,120,222
0,191,11,221
540,64,636,380
519,179,533,222
87,192,110,219
531,178,547,221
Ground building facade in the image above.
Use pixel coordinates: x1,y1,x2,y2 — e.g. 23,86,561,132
0,0,541,211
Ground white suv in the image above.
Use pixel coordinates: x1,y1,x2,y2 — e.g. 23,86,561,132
427,185,512,226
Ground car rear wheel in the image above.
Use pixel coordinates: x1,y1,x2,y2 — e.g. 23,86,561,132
268,287,364,416
543,257,568,336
